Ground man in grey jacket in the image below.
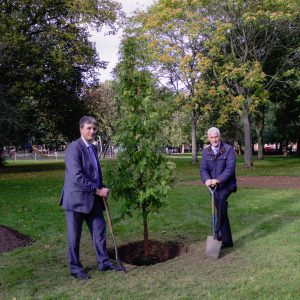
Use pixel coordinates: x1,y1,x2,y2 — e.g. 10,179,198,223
60,116,120,280
200,127,237,248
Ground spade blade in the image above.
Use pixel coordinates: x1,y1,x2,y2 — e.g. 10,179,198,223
205,236,222,259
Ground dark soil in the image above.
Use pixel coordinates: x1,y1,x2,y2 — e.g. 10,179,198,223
0,225,34,254
108,240,189,266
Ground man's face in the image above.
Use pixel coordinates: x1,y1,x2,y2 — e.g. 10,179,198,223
80,123,97,142
208,132,220,147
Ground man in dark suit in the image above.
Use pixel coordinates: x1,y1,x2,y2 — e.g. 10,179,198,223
200,127,237,248
60,116,120,280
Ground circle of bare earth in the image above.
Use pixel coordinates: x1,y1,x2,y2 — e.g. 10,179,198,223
108,240,189,266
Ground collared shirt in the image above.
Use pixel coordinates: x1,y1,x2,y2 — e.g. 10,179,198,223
81,136,90,147
212,144,220,155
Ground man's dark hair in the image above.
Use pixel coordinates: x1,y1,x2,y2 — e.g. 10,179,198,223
79,116,97,128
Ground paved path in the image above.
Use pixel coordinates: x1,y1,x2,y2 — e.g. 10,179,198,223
185,176,300,189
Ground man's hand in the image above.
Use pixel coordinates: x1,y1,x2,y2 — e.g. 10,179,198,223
96,187,110,198
211,179,219,186
205,179,219,187
205,179,212,187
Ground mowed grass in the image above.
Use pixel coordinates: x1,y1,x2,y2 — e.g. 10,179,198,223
168,154,300,181
0,157,300,299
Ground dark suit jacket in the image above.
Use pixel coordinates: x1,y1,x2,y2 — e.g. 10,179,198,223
200,141,237,192
60,138,104,213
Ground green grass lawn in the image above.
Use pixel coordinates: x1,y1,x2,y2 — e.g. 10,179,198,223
169,155,300,181
1,157,300,299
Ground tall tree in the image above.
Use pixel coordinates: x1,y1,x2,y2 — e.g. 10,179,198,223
270,69,300,154
207,0,300,166
164,109,191,153
110,36,174,257
0,0,121,164
132,0,215,164
84,80,119,156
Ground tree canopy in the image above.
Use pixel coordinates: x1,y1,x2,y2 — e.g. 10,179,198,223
129,0,300,165
0,0,121,155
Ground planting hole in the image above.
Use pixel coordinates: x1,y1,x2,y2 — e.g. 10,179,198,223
108,240,189,266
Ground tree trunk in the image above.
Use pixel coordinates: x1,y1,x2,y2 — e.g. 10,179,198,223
255,110,264,160
110,145,113,157
0,146,5,168
98,136,103,158
279,142,283,154
297,137,300,156
181,144,185,154
142,205,149,257
191,109,198,165
102,140,110,158
241,104,253,167
238,141,242,155
284,141,290,156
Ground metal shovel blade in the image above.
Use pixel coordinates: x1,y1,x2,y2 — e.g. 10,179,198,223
205,236,222,259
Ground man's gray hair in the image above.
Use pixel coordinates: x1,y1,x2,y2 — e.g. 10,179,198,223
207,127,220,137
79,116,97,128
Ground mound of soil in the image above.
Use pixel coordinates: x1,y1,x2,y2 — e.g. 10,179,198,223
108,240,189,266
0,225,34,254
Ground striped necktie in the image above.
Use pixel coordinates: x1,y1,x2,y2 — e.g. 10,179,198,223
88,145,100,187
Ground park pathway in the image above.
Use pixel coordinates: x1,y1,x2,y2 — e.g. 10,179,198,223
186,176,300,189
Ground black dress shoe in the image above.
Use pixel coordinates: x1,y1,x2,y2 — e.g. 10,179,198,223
99,264,123,272
71,272,90,280
214,232,222,241
221,242,233,249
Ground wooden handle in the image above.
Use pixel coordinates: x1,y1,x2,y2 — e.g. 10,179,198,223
103,197,113,230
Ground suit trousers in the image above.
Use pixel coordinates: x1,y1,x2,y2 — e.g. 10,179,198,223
214,188,233,245
65,198,111,274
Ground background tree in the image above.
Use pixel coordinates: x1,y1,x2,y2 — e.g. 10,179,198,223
110,36,174,257
0,39,28,155
133,0,215,164
269,69,300,155
84,80,119,156
0,0,121,165
164,109,191,154
131,0,300,167
207,0,300,166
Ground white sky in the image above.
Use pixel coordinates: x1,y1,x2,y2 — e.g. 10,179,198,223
89,0,155,82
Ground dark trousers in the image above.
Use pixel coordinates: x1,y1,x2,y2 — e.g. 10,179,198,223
214,188,233,245
65,199,111,274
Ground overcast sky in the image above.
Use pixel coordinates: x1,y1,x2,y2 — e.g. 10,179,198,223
89,0,155,82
